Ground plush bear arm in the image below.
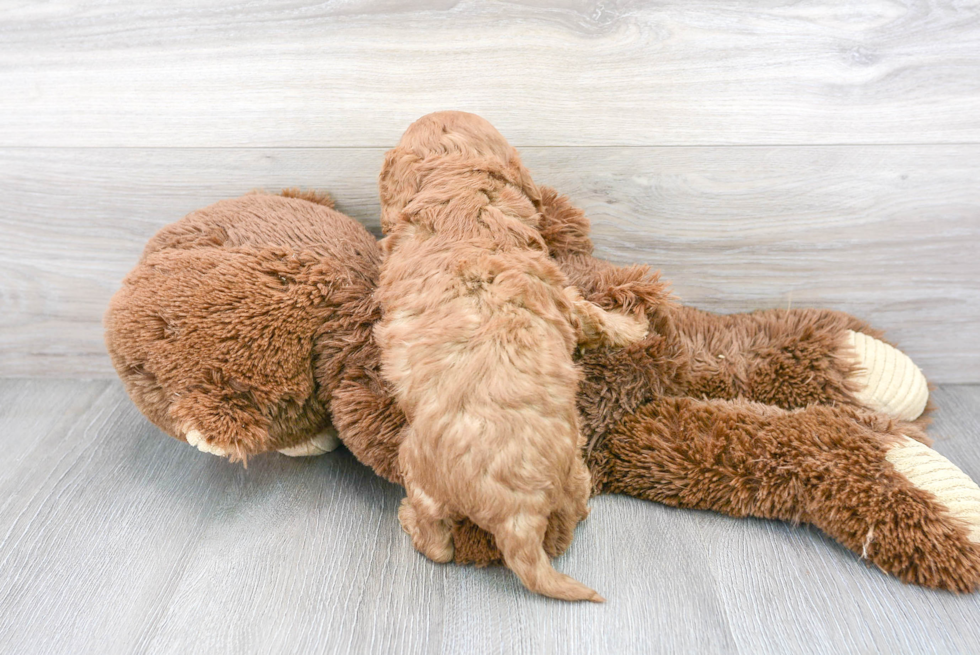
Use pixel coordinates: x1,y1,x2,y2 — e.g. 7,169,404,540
535,185,931,422
594,395,980,592
668,305,932,423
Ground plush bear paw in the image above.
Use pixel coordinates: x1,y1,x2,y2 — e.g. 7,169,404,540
184,427,232,457
845,330,929,421
887,435,980,543
277,428,342,457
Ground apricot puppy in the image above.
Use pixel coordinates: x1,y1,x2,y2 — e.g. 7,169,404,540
376,112,647,602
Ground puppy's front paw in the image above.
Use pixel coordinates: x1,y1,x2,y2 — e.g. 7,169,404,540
602,311,649,348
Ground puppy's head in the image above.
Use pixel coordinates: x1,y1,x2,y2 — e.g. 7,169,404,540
379,111,538,233
397,111,515,162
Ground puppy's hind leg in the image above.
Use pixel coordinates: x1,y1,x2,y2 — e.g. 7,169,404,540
565,287,648,349
491,512,604,603
399,487,455,564
546,454,594,552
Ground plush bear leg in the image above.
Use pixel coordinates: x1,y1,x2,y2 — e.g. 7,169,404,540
841,330,929,421
668,306,930,422
597,396,980,592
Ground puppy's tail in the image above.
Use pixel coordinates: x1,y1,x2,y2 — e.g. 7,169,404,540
494,518,604,603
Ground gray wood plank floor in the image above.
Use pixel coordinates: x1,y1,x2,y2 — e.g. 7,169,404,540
2,379,980,654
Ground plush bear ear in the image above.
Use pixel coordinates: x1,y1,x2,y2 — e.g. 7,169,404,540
378,147,421,234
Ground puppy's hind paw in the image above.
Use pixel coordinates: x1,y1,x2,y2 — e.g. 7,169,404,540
399,497,455,563
568,288,649,350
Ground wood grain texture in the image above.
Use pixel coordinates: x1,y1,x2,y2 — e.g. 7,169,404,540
1,379,979,654
2,145,978,381
2,1,980,147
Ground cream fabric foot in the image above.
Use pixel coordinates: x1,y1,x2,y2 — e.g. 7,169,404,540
278,428,341,457
886,436,980,542
845,330,929,421
184,428,231,457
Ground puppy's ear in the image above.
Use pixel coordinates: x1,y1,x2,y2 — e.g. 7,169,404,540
516,161,541,206
378,147,421,234
536,186,593,258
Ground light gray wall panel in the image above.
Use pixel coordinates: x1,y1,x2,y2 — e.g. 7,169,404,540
2,146,977,381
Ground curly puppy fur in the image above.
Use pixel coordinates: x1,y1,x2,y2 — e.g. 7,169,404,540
375,112,644,602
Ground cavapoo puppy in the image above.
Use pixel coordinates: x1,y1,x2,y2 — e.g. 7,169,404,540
376,111,648,602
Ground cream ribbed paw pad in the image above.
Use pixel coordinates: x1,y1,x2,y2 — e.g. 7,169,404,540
886,436,980,543
185,428,230,457
845,330,928,421
278,428,341,457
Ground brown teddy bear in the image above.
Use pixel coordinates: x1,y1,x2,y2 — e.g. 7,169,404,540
105,182,980,593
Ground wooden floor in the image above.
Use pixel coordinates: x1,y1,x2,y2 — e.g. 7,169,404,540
0,380,978,654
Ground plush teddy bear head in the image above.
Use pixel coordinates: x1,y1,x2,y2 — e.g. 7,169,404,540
104,190,381,461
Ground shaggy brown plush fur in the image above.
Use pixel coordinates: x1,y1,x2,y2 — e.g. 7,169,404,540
600,399,980,591
106,182,977,595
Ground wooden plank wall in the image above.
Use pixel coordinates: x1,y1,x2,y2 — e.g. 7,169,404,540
1,1,978,381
